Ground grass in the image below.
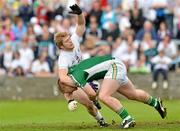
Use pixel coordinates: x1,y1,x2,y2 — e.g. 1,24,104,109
0,99,180,131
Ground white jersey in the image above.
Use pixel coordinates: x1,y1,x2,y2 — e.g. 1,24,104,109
58,33,82,69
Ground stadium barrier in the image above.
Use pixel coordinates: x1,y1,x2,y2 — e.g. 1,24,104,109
0,73,180,100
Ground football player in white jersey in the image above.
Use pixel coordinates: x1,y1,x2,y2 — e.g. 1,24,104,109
54,4,107,127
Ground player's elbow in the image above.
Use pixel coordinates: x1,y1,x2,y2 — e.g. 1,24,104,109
59,77,67,85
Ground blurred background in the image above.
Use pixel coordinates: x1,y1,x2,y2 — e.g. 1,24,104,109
0,0,180,100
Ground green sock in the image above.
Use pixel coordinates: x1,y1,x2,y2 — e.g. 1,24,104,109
146,96,158,108
116,107,131,120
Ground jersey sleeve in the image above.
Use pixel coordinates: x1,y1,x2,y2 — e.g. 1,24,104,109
58,54,71,69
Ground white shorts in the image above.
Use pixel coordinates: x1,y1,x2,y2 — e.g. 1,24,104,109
104,60,129,86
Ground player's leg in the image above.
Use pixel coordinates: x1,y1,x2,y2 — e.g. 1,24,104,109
57,79,108,127
82,82,101,110
98,78,135,129
83,83,97,101
73,88,108,127
117,79,167,119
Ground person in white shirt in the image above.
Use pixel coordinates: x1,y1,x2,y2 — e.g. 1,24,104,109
3,44,13,71
157,34,177,59
9,51,25,76
19,36,34,73
151,47,172,89
31,51,52,77
54,4,107,127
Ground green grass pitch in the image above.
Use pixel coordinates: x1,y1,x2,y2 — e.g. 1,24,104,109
0,100,180,131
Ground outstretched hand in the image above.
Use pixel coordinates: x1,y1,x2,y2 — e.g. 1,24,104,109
69,4,82,15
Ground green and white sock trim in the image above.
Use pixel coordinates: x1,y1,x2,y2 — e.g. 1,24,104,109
117,107,131,120
146,96,158,108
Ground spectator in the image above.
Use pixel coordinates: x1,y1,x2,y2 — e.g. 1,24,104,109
19,36,34,74
139,32,156,53
35,0,49,24
157,22,171,41
157,34,177,59
18,0,34,23
85,21,102,39
121,43,137,69
102,22,120,42
88,0,103,26
130,5,145,33
135,20,157,41
9,51,25,76
2,43,13,72
118,10,131,33
151,47,172,89
2,17,15,41
129,53,150,74
12,17,27,41
112,37,127,58
31,51,52,77
100,4,116,30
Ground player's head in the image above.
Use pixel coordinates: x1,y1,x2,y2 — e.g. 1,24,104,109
54,32,74,50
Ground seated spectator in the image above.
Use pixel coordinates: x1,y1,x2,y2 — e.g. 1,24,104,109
157,22,171,41
151,47,172,89
2,44,13,72
121,43,137,69
2,17,15,41
135,20,157,41
38,24,55,61
85,21,102,39
100,4,116,30
129,53,150,74
19,36,34,74
139,32,157,54
0,33,17,52
31,51,53,77
118,10,131,33
12,17,27,41
102,22,120,42
112,37,127,58
157,34,177,59
9,51,25,76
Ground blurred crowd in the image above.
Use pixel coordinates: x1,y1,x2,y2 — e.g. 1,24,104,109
0,0,180,79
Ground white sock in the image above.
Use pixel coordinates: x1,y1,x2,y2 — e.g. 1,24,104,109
95,110,103,121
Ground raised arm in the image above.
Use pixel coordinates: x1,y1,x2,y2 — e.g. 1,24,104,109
69,4,85,37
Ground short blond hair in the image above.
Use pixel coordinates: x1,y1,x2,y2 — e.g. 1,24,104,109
54,32,68,49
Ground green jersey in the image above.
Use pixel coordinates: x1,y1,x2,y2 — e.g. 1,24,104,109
68,55,115,87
